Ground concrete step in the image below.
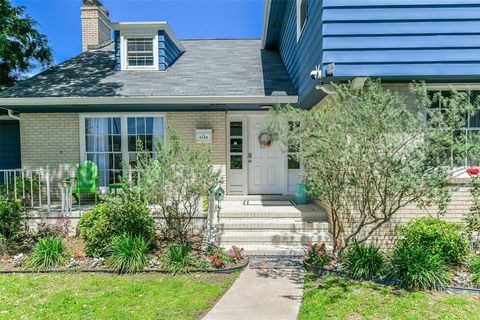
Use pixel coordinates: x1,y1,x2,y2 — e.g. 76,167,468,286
219,231,332,245
224,195,295,201
219,244,307,257
219,219,329,232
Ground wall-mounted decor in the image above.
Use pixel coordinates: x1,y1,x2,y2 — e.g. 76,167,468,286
195,129,213,143
258,130,273,148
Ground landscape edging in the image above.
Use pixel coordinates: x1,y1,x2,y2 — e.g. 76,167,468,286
0,258,249,275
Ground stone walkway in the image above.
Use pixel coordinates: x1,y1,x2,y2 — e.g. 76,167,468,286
202,267,304,320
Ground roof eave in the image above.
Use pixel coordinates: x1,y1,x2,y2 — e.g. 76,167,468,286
111,21,185,52
0,95,299,107
261,0,272,49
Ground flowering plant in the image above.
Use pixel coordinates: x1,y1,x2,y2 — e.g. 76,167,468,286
228,245,244,263
210,253,224,269
467,167,480,176
306,242,331,267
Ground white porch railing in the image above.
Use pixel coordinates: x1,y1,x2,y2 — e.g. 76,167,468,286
0,168,51,212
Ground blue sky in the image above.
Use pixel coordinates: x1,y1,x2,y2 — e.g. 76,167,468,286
13,0,265,65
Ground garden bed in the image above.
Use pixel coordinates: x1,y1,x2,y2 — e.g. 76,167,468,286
0,234,248,274
303,259,480,295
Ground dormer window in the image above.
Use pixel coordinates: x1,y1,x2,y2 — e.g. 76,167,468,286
113,22,186,71
127,38,154,67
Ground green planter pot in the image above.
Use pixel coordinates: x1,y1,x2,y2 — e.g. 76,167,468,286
295,183,308,204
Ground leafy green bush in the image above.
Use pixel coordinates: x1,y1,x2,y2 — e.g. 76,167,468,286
28,237,67,269
397,217,468,265
340,242,385,279
386,243,449,291
0,197,24,239
78,194,155,257
162,242,196,274
106,235,149,274
468,255,480,288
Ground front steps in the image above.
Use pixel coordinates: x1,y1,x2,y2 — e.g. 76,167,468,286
217,199,332,257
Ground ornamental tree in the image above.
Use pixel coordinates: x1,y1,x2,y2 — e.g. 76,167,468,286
266,79,480,252
135,128,221,243
0,0,53,88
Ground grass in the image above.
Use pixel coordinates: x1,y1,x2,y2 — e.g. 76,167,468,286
0,272,238,319
300,273,480,320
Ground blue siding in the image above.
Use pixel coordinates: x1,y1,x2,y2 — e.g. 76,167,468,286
276,0,324,105
266,0,480,106
114,31,121,71
0,121,21,170
321,0,480,78
158,30,183,71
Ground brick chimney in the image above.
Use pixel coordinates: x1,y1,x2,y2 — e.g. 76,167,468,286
81,0,111,51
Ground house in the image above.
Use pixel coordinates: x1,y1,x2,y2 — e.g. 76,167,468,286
1,0,480,252
0,0,301,197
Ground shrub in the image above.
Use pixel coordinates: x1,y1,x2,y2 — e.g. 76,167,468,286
28,236,67,269
0,197,24,239
106,235,149,274
306,242,331,268
135,129,222,243
78,193,155,257
162,242,196,274
468,255,480,288
397,217,468,265
386,244,449,291
340,242,385,279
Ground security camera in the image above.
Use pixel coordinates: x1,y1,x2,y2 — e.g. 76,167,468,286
310,70,319,79
310,65,322,80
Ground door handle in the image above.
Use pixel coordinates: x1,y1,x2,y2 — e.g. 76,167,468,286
248,153,252,163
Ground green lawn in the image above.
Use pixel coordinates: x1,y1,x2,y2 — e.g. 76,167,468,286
0,272,238,319
300,274,480,320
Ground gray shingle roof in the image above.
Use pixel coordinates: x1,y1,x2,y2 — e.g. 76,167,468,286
0,39,296,98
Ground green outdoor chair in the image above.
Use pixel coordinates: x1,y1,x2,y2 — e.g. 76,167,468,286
66,160,99,204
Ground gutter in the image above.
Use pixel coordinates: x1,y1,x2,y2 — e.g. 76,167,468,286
8,109,20,120
261,0,272,48
0,95,298,107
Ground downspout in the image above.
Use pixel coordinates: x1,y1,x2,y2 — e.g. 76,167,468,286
7,109,20,120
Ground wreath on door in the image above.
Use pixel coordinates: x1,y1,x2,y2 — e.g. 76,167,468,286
258,130,273,148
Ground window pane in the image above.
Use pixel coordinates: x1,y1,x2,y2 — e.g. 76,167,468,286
288,155,301,169
84,117,122,186
128,136,137,152
128,118,136,135
112,118,121,134
230,155,242,169
127,38,154,67
136,117,145,135
146,117,154,134
230,138,242,153
230,122,242,136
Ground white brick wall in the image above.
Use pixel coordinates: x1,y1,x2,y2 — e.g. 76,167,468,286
20,113,80,197
20,112,227,197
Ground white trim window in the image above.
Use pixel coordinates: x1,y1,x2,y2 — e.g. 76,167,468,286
296,0,308,41
127,38,154,67
80,114,165,186
120,31,159,71
429,90,480,167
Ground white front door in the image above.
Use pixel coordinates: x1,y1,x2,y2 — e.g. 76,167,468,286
248,115,285,194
